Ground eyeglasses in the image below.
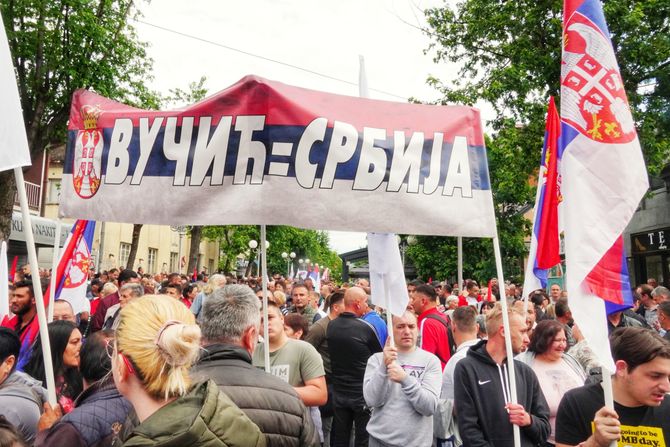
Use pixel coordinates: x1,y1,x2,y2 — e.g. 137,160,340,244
105,339,136,375
552,338,568,345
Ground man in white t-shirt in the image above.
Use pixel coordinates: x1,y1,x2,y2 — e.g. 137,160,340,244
437,305,479,446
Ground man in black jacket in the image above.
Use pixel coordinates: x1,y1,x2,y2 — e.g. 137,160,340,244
191,284,319,447
454,304,550,446
327,286,383,446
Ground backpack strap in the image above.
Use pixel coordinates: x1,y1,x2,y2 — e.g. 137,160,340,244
424,313,457,358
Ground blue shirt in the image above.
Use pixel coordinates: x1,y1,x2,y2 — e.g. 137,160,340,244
362,310,388,348
190,291,205,318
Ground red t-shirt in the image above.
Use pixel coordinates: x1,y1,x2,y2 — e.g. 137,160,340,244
417,307,451,370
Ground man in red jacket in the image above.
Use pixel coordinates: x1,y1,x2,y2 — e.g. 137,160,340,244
411,284,452,370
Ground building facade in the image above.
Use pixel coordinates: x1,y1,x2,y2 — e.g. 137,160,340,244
11,148,219,274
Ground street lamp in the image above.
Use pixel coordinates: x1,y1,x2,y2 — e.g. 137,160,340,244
248,240,258,276
282,252,289,277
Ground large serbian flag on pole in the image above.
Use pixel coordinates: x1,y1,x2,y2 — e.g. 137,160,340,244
522,98,562,297
560,0,648,369
48,220,96,315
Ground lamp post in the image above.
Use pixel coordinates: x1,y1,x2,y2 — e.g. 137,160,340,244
282,252,289,277
248,240,258,276
289,252,296,278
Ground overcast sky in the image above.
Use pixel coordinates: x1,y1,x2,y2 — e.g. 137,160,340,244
134,0,460,253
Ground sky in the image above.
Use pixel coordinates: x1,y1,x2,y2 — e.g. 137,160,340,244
133,0,461,253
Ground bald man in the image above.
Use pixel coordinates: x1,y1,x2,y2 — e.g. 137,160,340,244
327,286,383,446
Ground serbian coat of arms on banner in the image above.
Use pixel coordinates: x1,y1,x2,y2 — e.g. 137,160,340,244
72,105,103,198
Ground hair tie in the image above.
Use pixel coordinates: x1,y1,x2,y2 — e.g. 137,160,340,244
155,320,182,350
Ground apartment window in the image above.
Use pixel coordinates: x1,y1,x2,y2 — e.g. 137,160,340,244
147,248,158,275
169,252,178,273
208,259,214,275
119,243,131,269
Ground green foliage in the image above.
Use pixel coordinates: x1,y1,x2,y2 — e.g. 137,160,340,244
201,225,341,280
408,0,670,284
425,0,670,171
0,0,159,241
163,76,209,107
1,0,160,153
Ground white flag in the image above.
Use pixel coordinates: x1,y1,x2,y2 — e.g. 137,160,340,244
368,233,409,316
0,11,31,172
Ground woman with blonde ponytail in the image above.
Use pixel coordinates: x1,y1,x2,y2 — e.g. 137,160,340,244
112,295,265,446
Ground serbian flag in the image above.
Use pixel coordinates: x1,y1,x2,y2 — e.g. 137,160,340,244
560,0,648,370
522,98,562,298
51,220,96,315
308,264,321,293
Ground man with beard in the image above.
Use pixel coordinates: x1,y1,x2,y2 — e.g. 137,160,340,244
454,304,550,446
3,281,38,340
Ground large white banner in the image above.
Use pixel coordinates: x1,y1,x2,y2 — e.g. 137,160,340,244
60,76,496,237
0,10,32,172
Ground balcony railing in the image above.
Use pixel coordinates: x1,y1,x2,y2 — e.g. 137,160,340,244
14,181,41,212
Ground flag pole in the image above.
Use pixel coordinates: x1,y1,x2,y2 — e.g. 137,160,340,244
260,224,270,373
47,219,62,322
493,235,520,447
601,368,616,447
14,167,57,405
383,273,395,347
457,236,463,295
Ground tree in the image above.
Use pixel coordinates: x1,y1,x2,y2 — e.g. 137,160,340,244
201,224,341,280
408,0,670,283
125,223,143,271
0,0,160,241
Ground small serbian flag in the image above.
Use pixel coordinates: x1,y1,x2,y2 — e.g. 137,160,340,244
522,97,562,298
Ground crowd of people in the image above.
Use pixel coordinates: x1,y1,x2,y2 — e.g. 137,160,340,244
0,265,669,446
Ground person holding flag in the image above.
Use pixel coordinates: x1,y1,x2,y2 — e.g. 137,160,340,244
555,327,670,446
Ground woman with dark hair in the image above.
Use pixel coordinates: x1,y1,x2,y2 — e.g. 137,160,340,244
479,300,496,316
34,330,132,447
24,321,83,414
181,284,198,309
516,319,586,446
